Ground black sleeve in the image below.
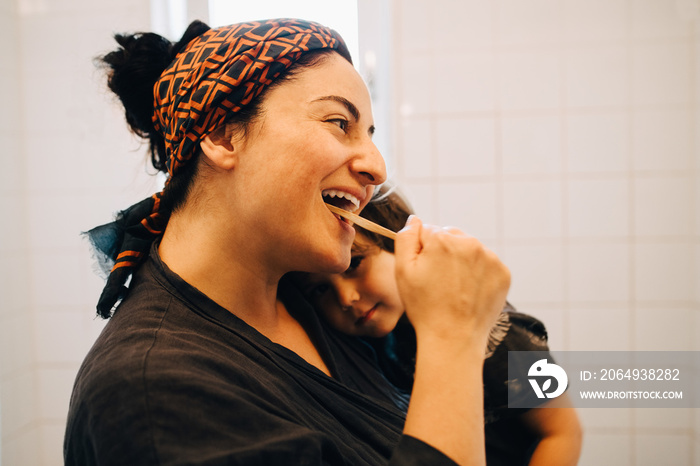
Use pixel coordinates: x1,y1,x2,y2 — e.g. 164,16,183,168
389,436,460,466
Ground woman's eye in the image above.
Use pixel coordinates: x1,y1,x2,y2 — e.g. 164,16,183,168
346,255,364,273
328,118,348,132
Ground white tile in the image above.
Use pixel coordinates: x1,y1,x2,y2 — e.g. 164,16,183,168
37,367,80,421
631,0,694,40
34,311,88,364
577,407,633,429
503,180,563,239
0,134,23,194
696,245,700,304
436,182,498,239
30,251,83,308
432,0,494,50
634,433,691,466
20,14,89,74
563,0,628,44
567,113,629,173
497,0,562,46
568,243,630,303
0,75,20,134
399,182,437,224
1,427,42,466
635,408,691,430
632,43,693,106
499,50,561,110
578,432,632,466
635,243,695,302
0,370,37,434
568,307,632,351
0,313,34,377
0,194,29,254
397,0,433,54
565,46,629,108
0,253,31,314
695,184,700,238
501,115,562,175
24,132,86,192
27,192,87,252
632,109,693,172
398,55,434,116
398,117,433,180
502,243,565,304
567,178,630,238
434,52,496,113
436,117,496,177
633,307,694,350
634,176,694,237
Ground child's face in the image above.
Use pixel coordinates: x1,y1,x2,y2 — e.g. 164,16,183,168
300,235,404,338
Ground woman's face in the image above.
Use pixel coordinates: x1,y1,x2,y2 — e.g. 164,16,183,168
300,235,405,338
225,52,386,274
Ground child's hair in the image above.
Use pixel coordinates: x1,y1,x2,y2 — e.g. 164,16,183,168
358,184,414,253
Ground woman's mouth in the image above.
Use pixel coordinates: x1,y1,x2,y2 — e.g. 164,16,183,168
356,305,378,326
322,189,361,212
323,190,360,229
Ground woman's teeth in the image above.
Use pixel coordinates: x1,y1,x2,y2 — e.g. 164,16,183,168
322,189,360,212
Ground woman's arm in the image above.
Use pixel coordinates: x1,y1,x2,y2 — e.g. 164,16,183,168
395,218,510,466
522,394,583,466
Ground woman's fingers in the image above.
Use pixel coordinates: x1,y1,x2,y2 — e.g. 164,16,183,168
394,217,510,343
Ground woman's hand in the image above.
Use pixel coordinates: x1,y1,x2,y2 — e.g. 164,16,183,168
394,216,510,351
394,216,511,466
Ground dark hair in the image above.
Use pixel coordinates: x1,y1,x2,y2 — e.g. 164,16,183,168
99,20,352,214
357,185,414,253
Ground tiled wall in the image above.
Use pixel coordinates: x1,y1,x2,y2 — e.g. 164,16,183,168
1,1,698,465
1,1,153,464
0,0,36,463
389,0,699,465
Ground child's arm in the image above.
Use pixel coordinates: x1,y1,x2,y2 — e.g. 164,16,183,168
521,394,583,466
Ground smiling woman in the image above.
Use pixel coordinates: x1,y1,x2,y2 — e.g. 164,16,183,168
65,18,510,466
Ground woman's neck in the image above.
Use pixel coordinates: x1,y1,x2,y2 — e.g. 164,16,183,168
159,210,331,376
158,209,283,328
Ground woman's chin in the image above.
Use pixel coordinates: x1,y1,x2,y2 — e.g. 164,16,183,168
301,248,350,275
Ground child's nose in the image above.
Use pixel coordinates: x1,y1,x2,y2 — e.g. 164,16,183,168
337,284,360,310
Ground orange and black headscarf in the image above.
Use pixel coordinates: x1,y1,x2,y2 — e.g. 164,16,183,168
88,19,349,317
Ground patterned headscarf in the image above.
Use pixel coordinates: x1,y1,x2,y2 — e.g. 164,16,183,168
88,19,349,317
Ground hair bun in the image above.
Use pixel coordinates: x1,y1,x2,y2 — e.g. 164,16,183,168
100,20,211,172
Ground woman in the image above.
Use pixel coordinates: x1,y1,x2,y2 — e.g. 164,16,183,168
64,19,510,465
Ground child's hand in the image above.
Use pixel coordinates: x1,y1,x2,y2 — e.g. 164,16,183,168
394,216,510,351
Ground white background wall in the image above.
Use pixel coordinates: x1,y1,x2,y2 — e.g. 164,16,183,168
0,0,155,464
388,0,700,465
0,0,698,465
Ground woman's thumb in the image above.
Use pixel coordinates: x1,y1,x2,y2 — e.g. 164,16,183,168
395,215,423,265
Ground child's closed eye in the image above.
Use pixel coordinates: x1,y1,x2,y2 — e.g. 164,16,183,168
345,255,364,274
305,283,330,299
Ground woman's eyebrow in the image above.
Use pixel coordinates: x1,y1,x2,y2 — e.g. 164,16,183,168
313,95,359,121
313,95,375,135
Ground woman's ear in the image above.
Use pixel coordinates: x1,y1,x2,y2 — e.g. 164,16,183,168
200,131,237,171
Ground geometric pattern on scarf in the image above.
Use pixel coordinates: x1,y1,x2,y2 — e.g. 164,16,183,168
90,18,349,317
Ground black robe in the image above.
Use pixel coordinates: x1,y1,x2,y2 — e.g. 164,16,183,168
64,245,458,465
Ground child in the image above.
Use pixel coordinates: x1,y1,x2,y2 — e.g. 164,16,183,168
299,186,582,466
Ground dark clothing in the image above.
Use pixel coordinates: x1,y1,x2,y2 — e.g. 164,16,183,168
64,246,457,465
367,306,551,466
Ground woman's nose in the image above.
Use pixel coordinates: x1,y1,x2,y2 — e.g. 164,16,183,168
352,139,387,185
